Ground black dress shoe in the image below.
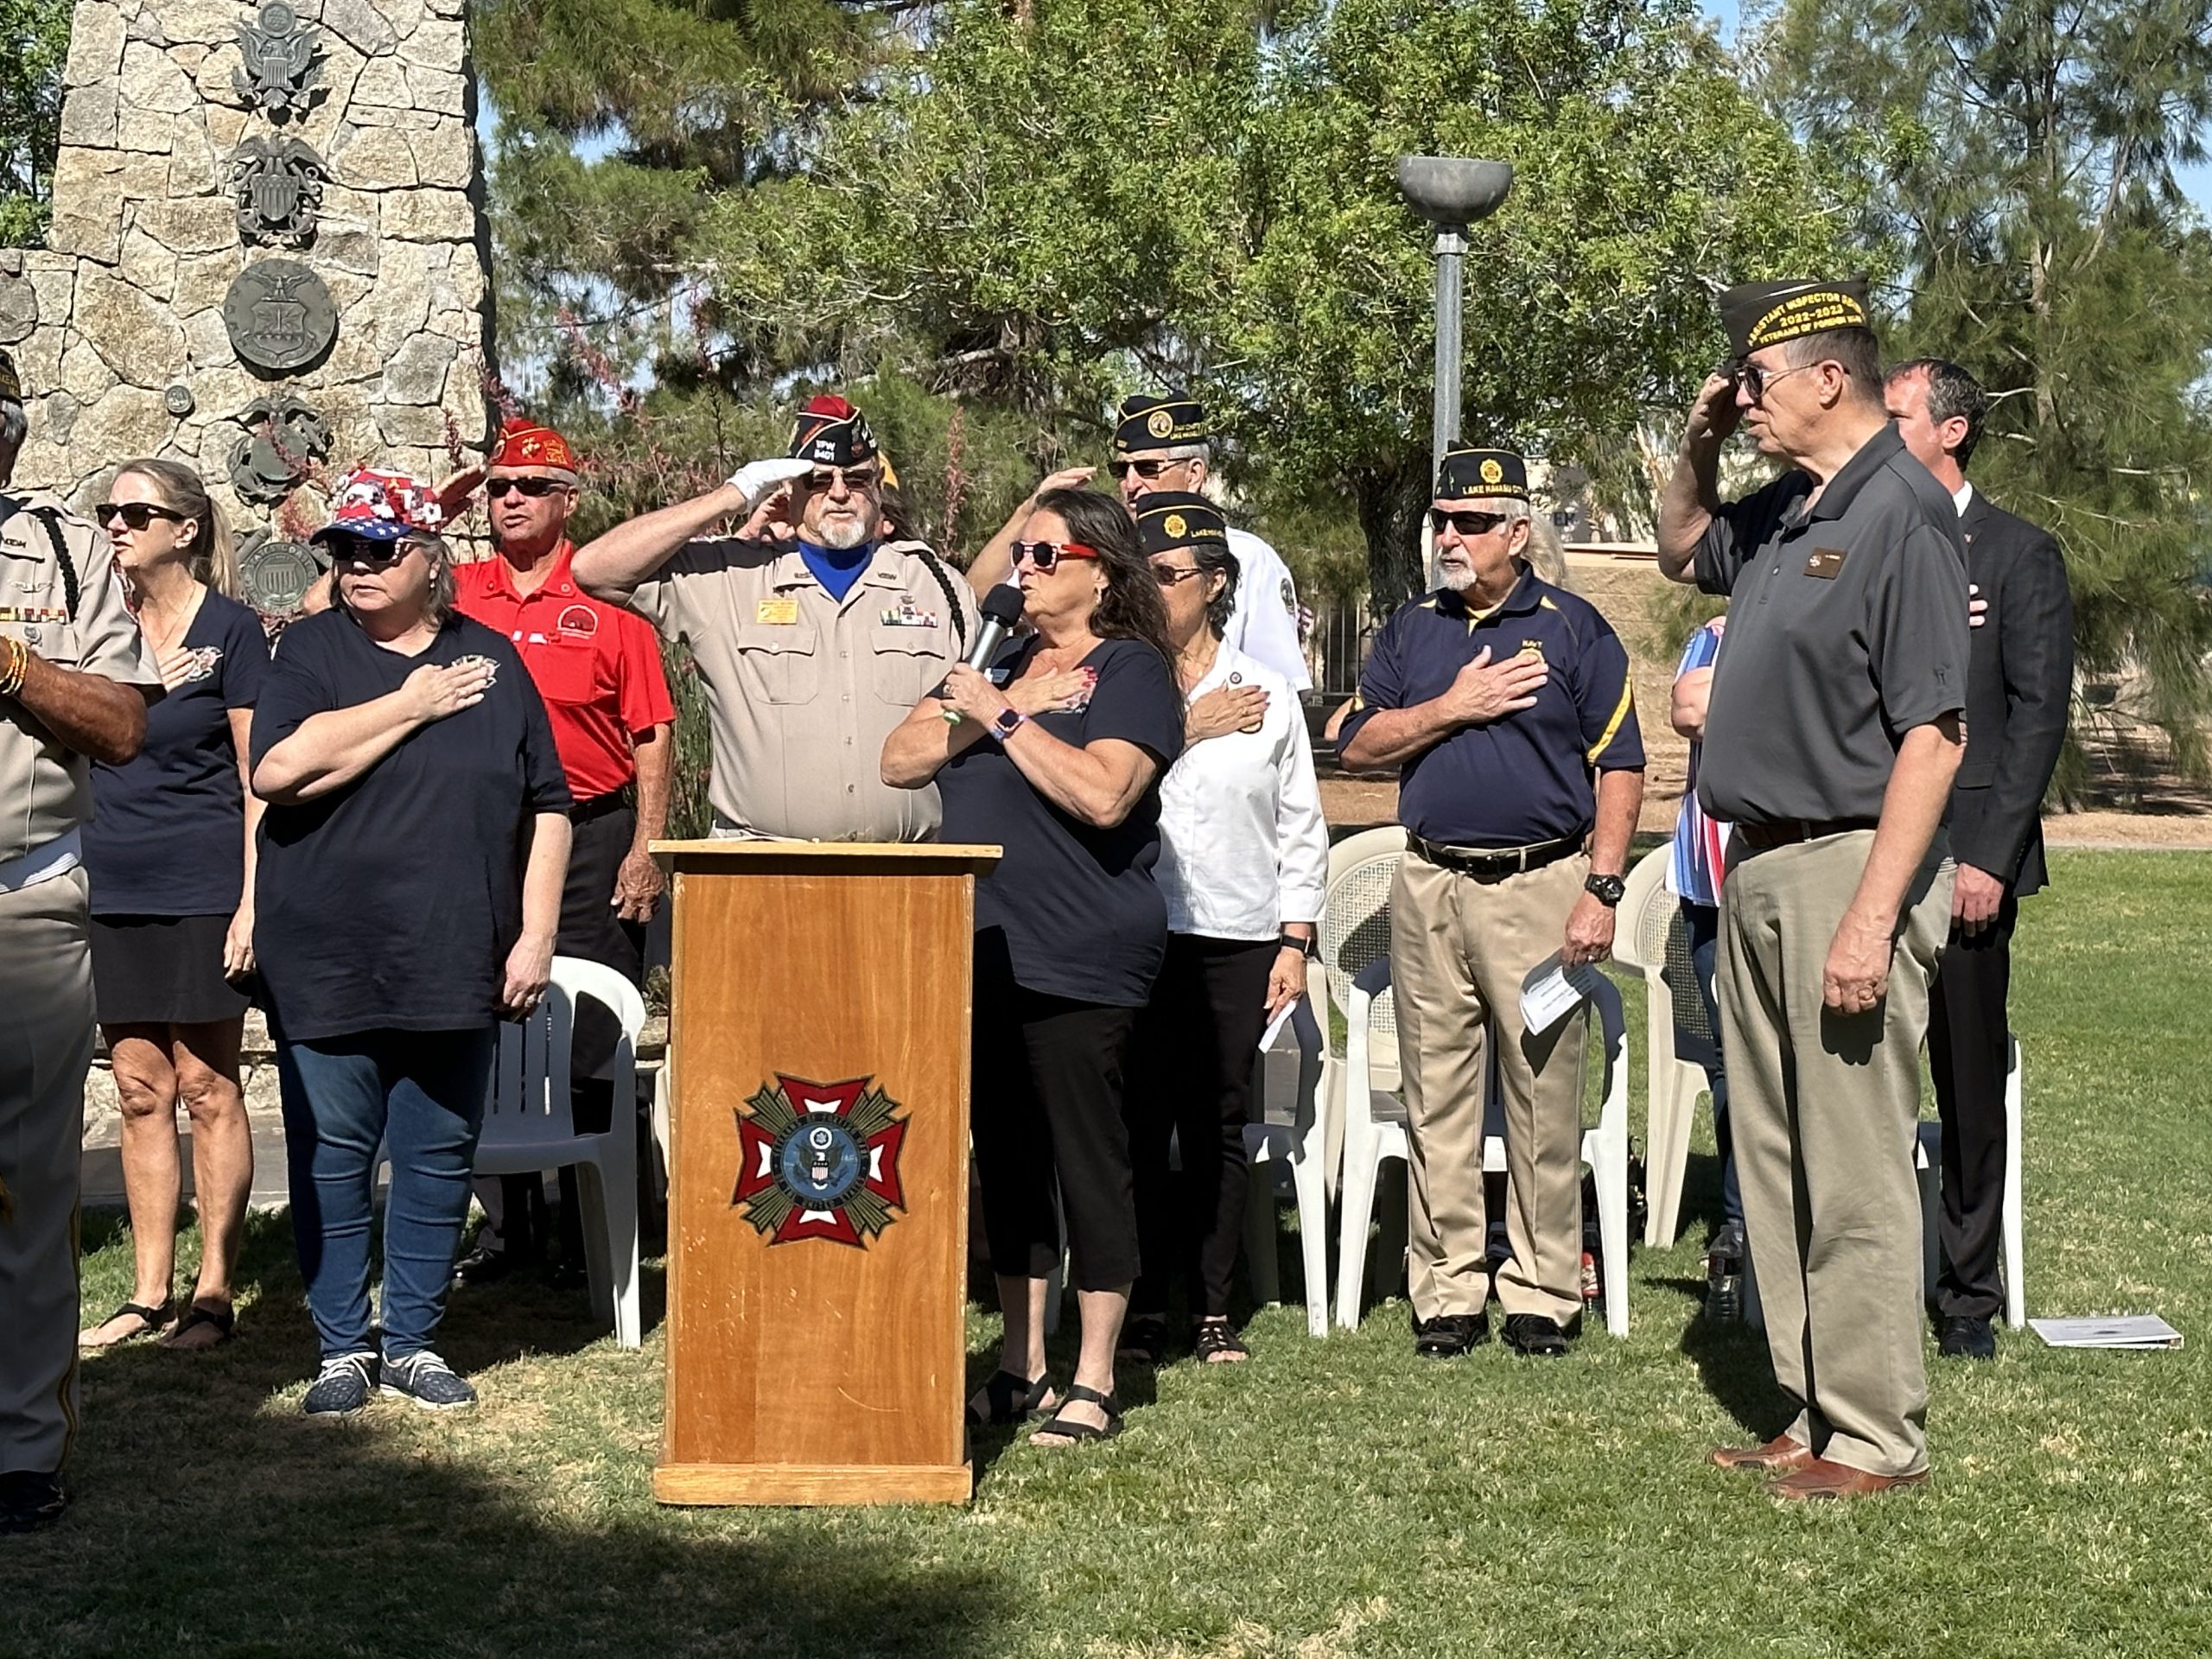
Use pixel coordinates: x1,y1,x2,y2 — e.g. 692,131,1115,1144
449,1245,515,1287
1938,1315,1997,1359
1412,1312,1489,1357
0,1471,67,1535
1500,1314,1572,1357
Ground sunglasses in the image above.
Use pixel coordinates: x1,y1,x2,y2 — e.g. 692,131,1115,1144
1152,563,1208,587
1428,508,1511,537
486,477,565,499
1107,458,1181,482
96,501,187,531
328,537,414,569
1010,540,1101,572
806,466,881,493
1732,359,1817,402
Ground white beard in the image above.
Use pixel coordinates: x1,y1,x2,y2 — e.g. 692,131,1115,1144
809,514,874,551
1435,563,1479,592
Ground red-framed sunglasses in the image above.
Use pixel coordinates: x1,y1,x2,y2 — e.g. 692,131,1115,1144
1010,540,1101,572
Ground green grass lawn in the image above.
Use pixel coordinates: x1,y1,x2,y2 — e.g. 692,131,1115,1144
11,851,2211,1658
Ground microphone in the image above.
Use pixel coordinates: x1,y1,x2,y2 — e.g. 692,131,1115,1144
943,584,1026,722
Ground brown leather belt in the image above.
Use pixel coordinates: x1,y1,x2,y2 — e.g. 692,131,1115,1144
1407,831,1582,878
1733,817,1878,852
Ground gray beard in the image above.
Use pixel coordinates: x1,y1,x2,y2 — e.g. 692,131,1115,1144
809,516,874,552
1436,563,1478,592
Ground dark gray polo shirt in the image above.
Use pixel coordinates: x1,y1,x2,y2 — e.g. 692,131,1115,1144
1694,424,1967,826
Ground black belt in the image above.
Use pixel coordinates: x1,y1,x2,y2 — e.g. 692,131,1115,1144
569,791,632,825
1733,817,1878,852
1407,831,1582,878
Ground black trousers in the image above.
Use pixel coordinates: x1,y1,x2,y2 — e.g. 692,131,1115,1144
1927,893,2017,1321
1125,934,1277,1319
970,931,1141,1293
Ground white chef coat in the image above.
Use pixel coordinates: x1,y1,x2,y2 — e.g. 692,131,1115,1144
1153,645,1330,939
1224,526,1312,690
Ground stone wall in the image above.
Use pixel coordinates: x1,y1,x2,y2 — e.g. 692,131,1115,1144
0,0,491,542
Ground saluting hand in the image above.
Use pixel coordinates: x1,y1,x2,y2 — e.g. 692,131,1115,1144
1443,645,1547,728
1685,370,1744,446
1028,466,1096,503
1821,907,1896,1016
1185,681,1268,742
401,658,495,723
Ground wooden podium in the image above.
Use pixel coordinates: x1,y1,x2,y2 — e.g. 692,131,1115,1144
649,840,1000,1507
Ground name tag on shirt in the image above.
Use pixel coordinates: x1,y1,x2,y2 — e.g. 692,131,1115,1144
1804,546,1849,580
756,598,800,626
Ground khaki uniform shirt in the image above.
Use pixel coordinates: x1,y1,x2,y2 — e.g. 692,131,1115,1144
628,537,979,841
1,491,161,864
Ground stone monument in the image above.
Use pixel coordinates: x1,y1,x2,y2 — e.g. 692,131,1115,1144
0,0,493,578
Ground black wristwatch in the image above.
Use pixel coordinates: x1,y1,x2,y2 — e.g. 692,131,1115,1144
1585,872,1626,908
1280,931,1319,959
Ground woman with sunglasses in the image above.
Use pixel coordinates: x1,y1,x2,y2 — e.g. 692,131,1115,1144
883,486,1183,1448
251,469,572,1418
77,460,269,1351
1117,493,1327,1367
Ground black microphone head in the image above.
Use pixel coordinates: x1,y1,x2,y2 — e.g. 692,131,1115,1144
981,583,1026,627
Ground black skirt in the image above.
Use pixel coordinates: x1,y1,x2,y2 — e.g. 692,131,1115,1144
88,913,251,1027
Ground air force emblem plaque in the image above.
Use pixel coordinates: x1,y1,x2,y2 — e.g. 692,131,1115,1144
734,1075,909,1247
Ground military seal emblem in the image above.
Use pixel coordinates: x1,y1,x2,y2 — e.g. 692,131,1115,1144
733,1074,909,1247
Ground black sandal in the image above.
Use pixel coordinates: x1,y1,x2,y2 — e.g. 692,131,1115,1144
164,1302,236,1349
1033,1383,1122,1446
966,1369,1053,1427
1194,1319,1249,1363
1115,1314,1168,1365
82,1300,173,1346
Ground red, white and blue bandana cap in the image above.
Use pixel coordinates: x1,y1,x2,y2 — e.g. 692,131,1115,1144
311,467,447,544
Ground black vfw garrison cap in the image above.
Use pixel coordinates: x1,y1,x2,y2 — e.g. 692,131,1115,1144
1434,446,1529,501
1113,394,1209,455
1132,491,1229,556
788,393,880,467
1719,279,1872,359
0,347,22,405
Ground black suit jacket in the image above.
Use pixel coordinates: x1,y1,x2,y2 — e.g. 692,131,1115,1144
1952,489,2074,896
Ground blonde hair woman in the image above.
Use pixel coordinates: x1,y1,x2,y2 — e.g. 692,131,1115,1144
79,460,268,1351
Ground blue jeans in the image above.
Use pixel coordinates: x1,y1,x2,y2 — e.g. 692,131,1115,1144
276,1027,494,1360
1681,903,1742,1234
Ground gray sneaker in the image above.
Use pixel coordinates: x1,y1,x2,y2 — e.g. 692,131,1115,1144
302,1351,378,1419
380,1350,477,1411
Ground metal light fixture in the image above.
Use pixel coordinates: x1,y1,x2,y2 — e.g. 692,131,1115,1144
1395,157,1514,485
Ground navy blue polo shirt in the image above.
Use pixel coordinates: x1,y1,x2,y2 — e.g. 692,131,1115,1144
1342,565,1643,848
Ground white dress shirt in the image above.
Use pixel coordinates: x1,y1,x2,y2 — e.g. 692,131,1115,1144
1224,527,1313,690
1153,645,1330,939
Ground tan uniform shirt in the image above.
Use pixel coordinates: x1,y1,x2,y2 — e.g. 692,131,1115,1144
1,492,161,864
629,537,979,842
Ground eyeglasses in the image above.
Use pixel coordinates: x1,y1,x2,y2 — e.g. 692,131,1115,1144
1733,359,1817,403
486,477,564,499
805,466,880,494
1428,508,1511,537
95,501,187,531
1152,563,1207,587
328,537,413,569
1107,458,1182,482
1010,540,1101,572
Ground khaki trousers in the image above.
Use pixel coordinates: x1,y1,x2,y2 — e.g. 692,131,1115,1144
1391,850,1588,1327
1720,831,1950,1478
0,867,92,1475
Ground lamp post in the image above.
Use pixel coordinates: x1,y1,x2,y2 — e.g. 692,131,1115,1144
1395,157,1514,484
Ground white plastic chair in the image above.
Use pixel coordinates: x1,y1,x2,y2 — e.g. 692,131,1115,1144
1336,957,1632,1338
1745,1034,2024,1332
474,957,644,1348
1615,843,1713,1247
1243,998,1333,1336
1314,826,1408,1179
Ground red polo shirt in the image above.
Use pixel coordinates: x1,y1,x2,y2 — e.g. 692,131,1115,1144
454,540,675,803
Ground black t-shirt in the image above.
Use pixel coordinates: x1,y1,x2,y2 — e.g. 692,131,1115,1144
249,610,572,1041
938,636,1185,1007
85,591,270,917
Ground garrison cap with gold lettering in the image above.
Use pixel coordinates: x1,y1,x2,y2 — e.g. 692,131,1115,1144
788,393,880,468
1114,394,1209,456
0,346,22,405
1719,278,1872,358
1434,446,1528,502
1133,491,1229,556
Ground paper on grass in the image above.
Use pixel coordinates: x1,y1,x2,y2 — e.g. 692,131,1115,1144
2029,1315,2183,1351
1519,951,1608,1036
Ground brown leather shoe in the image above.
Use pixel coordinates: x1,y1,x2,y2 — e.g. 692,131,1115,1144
1765,1459,1929,1502
1708,1433,1815,1474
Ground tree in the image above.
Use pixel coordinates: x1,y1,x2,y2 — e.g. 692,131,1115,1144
0,0,69,247
1760,0,2212,781
697,0,1856,604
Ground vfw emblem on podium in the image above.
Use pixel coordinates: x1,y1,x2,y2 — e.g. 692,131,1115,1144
734,1076,909,1247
